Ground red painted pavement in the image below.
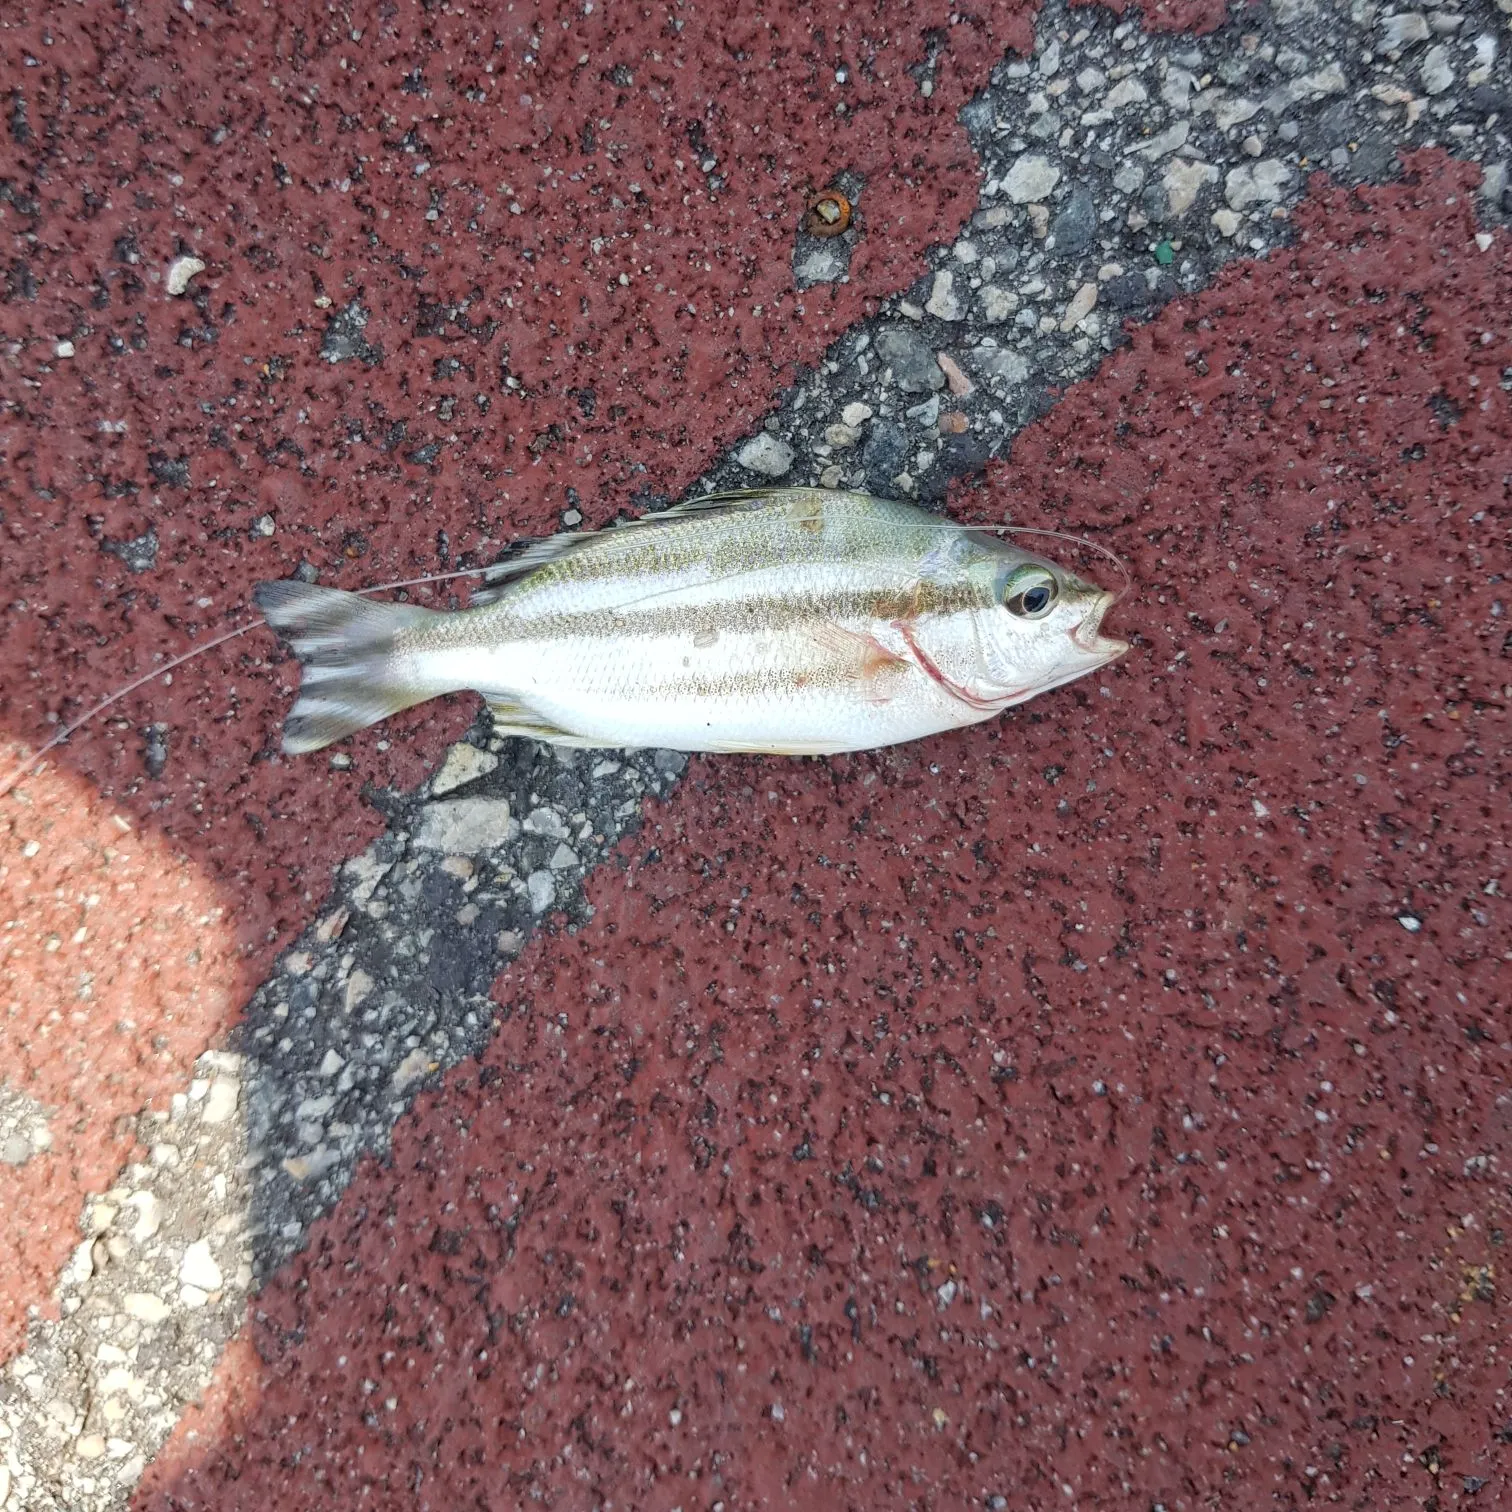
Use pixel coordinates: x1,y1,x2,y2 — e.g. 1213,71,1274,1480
0,0,1036,1356
138,156,1510,1509
1074,0,1229,39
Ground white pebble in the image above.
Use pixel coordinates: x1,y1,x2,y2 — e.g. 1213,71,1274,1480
200,1077,240,1126
180,1238,223,1292
736,432,795,478
165,254,206,296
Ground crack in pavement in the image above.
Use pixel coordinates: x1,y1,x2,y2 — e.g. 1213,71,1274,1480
3,0,1510,1504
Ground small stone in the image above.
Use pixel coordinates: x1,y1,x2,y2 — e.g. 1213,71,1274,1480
1162,67,1196,112
1001,153,1061,204
1242,134,1264,157
736,433,795,478
1283,64,1347,106
874,325,945,392
1164,158,1219,216
1060,283,1097,332
1112,162,1145,195
1133,121,1191,160
1104,77,1147,110
952,240,978,264
906,394,941,428
55,339,75,358
165,254,206,295
319,1047,346,1076
840,401,873,427
1225,159,1291,210
76,1432,108,1460
180,1239,223,1292
970,345,1030,386
344,968,375,1012
1419,44,1453,95
343,849,393,905
430,742,499,795
1026,203,1050,239
1212,96,1260,131
824,423,860,448
793,243,848,287
1049,183,1097,256
201,1078,239,1126
523,807,570,838
935,352,973,396
1474,232,1493,252
924,269,962,321
127,1192,163,1244
180,1284,209,1308
124,1292,171,1323
1212,208,1243,237
548,842,579,870
391,1048,434,1094
62,1238,95,1287
1379,12,1430,52
527,869,557,912
1,1134,32,1166
314,907,350,943
937,411,969,435
413,797,516,853
980,286,1018,323
861,419,909,485
282,1146,339,1181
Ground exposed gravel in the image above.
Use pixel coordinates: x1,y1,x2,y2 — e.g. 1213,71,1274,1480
3,0,1509,1505
684,0,1511,509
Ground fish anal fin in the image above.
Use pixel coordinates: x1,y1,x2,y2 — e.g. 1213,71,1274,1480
484,697,623,749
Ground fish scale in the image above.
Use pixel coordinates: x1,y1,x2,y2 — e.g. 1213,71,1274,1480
255,488,1129,758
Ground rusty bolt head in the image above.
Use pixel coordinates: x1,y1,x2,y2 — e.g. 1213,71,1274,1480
804,190,852,238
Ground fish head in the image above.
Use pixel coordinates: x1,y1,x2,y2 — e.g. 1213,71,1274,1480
971,547,1129,703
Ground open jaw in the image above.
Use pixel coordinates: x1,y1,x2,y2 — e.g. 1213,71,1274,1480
1070,589,1128,660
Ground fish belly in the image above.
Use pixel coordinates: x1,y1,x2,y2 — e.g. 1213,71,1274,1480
481,622,975,754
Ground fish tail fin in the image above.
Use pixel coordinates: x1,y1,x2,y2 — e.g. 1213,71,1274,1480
254,580,453,755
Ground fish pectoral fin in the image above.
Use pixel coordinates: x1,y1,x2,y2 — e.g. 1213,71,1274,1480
484,697,624,749
807,622,911,705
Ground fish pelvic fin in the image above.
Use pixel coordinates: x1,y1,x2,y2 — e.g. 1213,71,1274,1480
255,580,451,755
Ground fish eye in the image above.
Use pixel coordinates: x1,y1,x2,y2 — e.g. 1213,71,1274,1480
1003,566,1059,619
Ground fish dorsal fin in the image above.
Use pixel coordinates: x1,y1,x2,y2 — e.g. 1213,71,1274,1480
466,488,797,608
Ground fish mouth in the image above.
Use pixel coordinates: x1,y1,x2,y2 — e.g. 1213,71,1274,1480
1072,591,1130,661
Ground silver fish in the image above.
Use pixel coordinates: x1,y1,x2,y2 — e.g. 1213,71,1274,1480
254,488,1129,757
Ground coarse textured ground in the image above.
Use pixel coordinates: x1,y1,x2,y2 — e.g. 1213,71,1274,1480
0,0,1035,1362
1,0,1509,1507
